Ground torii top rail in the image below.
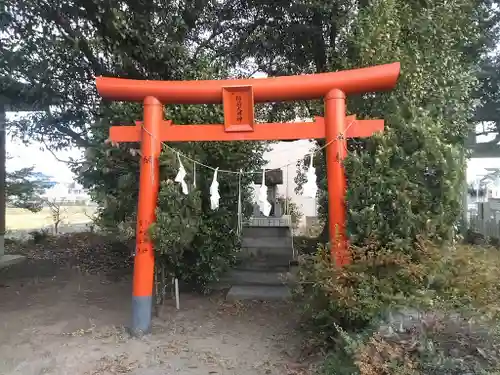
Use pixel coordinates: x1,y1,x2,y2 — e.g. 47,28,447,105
96,63,400,103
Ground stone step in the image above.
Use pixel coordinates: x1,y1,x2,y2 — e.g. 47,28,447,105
235,260,290,272
242,236,293,249
242,226,291,238
226,285,291,301
237,249,294,264
240,246,294,259
221,269,291,286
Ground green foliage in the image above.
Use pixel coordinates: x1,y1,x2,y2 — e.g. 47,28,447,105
4,0,496,278
152,177,241,289
77,101,266,281
284,0,498,246
185,211,240,288
6,167,52,212
291,0,485,248
321,314,500,375
150,178,238,294
287,2,500,371
276,195,303,227
2,0,270,289
293,235,321,255
294,240,439,344
6,4,500,367
150,180,202,279
343,0,482,244
2,0,230,148
295,240,500,374
473,55,500,153
431,245,500,319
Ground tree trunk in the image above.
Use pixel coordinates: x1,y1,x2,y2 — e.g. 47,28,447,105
0,106,5,257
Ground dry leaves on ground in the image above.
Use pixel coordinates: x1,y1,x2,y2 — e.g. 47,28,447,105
6,232,133,275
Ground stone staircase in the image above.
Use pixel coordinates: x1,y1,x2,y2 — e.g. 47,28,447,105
223,217,296,301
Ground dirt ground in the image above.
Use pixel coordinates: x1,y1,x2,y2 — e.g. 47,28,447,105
0,259,310,375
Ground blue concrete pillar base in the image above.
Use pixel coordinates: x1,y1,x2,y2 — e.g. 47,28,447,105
130,295,153,336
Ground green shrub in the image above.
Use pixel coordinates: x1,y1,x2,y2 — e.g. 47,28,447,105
276,195,303,227
78,101,267,292
295,241,500,374
184,212,239,289
431,244,500,319
294,239,440,345
293,235,320,255
151,179,202,282
151,179,238,290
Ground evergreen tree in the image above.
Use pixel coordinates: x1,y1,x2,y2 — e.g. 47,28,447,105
6,166,52,212
341,0,488,246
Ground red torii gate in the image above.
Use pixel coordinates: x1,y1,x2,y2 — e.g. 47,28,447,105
95,62,400,334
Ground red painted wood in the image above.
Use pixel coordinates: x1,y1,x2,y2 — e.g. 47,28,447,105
96,63,400,104
109,118,384,143
325,89,349,266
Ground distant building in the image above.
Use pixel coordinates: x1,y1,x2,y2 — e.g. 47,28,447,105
42,181,92,205
469,169,500,205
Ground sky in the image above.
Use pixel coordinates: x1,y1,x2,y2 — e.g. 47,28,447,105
7,138,82,183
469,132,500,183
6,112,83,183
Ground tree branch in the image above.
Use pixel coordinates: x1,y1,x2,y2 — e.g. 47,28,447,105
40,137,83,166
44,115,91,148
52,10,106,76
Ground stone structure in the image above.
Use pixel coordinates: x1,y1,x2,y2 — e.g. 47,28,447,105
222,168,296,301
251,169,284,218
224,216,295,301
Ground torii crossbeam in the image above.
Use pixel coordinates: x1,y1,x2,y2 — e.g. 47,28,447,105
96,62,400,335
